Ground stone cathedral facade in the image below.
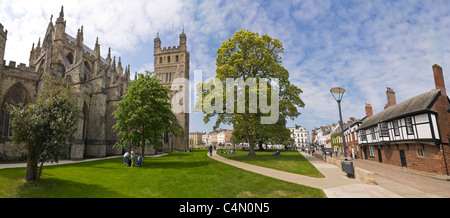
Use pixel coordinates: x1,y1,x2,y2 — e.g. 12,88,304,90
0,7,130,160
154,31,190,152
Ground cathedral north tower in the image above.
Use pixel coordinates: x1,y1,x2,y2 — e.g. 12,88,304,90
154,30,190,152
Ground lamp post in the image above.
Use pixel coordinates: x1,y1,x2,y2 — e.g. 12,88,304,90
330,87,348,159
330,87,355,178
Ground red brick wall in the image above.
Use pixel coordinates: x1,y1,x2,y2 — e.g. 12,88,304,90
431,93,450,145
364,143,449,175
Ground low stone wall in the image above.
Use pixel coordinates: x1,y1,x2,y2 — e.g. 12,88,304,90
354,167,376,185
313,153,376,185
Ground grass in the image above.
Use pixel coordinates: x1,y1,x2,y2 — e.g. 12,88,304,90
0,151,326,198
218,149,325,178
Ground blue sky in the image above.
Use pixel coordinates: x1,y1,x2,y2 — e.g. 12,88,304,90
1,0,449,135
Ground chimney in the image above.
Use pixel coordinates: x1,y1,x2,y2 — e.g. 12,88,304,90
384,87,396,110
365,103,373,117
433,64,447,97
347,118,354,126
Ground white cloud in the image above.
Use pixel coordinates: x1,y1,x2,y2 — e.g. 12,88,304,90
0,0,186,64
1,0,450,133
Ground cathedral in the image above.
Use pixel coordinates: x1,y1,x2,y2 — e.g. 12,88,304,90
0,6,191,160
0,7,131,160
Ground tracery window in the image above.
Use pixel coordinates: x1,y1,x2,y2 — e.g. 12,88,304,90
0,83,30,138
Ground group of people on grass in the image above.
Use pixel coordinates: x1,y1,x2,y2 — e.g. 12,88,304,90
123,149,143,167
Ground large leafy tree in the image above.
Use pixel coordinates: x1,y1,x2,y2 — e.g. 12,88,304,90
9,76,79,182
113,71,181,162
196,29,304,157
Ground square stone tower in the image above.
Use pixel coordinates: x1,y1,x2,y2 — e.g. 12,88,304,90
0,23,7,69
154,30,190,151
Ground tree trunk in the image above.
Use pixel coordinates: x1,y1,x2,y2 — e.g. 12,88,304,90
141,137,145,165
247,133,256,157
26,143,38,182
243,115,256,157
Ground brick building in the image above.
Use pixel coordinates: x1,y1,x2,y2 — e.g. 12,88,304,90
340,117,364,158
358,64,450,175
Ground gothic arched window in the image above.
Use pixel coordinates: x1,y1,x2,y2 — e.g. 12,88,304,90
66,53,74,65
0,83,30,138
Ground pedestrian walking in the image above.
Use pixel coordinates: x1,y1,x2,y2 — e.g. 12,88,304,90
209,145,213,157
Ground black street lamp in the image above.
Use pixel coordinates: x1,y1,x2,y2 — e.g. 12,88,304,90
330,87,348,159
330,87,354,178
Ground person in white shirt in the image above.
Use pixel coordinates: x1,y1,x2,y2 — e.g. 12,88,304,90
123,151,130,166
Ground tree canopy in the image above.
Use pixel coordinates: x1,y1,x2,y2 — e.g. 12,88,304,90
9,76,79,182
113,71,182,158
196,29,304,156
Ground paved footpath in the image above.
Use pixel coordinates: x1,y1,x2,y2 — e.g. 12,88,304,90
208,150,402,198
0,153,168,170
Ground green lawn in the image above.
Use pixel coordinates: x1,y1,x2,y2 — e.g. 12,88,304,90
0,151,326,198
218,149,325,178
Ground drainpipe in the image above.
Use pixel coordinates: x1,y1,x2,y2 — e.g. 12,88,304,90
444,134,449,176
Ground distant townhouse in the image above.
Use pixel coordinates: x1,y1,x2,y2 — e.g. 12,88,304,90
331,117,364,157
224,130,233,145
189,132,204,147
311,129,317,146
217,131,225,145
358,65,450,175
313,124,336,149
313,127,324,148
202,133,208,145
288,125,309,148
208,131,218,146
325,124,337,149
344,117,364,159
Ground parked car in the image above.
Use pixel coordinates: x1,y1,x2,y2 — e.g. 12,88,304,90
323,150,332,155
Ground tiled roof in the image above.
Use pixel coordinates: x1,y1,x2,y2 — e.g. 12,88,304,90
359,90,441,129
